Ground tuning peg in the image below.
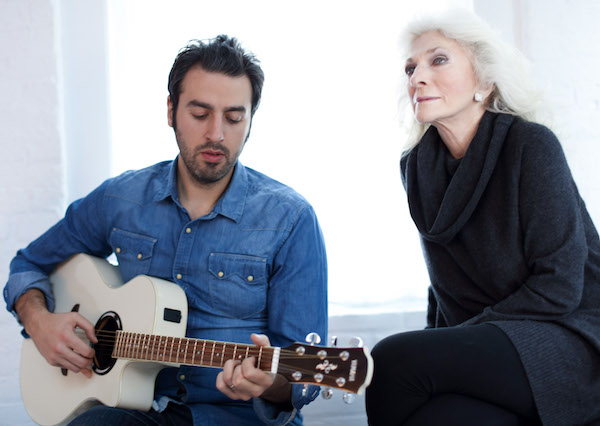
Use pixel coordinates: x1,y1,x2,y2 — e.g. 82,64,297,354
305,332,321,346
343,392,356,404
349,336,364,348
330,335,338,347
321,387,333,399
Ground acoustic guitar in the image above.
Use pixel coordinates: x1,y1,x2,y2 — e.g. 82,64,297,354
20,253,373,425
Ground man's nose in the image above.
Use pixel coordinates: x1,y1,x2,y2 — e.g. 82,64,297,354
206,116,225,142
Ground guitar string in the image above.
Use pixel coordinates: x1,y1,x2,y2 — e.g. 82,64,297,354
76,330,332,359
85,342,344,382
73,331,354,387
76,332,355,388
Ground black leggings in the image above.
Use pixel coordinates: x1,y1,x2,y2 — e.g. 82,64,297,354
365,324,540,426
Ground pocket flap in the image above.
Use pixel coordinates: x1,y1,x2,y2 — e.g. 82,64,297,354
208,253,267,283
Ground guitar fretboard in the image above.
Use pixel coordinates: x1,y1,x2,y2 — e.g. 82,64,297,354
112,331,279,373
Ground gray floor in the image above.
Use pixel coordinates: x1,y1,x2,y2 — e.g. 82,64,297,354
301,312,426,425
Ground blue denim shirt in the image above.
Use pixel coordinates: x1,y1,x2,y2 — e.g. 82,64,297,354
4,159,328,425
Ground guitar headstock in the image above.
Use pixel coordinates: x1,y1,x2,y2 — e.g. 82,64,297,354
278,340,373,395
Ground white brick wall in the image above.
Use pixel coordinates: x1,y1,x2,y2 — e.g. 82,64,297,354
475,0,600,225
1,1,599,425
0,0,63,424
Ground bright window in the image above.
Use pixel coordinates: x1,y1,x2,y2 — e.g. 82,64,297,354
107,0,472,315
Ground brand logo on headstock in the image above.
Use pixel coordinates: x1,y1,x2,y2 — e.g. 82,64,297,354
316,360,338,374
349,359,357,382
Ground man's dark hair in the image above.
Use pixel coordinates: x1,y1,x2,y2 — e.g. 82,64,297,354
168,35,265,128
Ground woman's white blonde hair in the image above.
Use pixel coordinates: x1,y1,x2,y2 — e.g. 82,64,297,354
399,9,544,150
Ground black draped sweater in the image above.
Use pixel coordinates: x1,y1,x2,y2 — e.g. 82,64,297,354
400,112,600,425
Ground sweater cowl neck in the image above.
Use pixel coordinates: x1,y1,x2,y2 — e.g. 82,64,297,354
404,111,515,244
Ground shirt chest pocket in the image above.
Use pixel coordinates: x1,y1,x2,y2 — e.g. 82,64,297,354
208,253,268,319
109,228,157,281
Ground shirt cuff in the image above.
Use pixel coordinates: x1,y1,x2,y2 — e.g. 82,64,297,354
253,384,319,425
4,271,54,334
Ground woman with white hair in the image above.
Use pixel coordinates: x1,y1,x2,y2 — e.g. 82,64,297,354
365,9,600,426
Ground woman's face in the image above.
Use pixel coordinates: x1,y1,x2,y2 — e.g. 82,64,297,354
405,31,484,131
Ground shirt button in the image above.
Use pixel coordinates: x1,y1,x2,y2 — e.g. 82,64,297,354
186,228,191,234
247,275,254,282
176,274,182,280
218,271,224,278
179,374,185,381
116,248,121,253
137,253,142,260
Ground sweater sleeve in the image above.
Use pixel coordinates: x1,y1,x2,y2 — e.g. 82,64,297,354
462,124,589,325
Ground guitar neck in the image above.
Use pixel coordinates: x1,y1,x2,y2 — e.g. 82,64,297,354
112,331,279,373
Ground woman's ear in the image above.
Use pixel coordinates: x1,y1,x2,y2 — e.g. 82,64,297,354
482,83,495,102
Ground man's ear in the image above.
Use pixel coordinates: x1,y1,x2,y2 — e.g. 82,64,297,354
167,96,174,128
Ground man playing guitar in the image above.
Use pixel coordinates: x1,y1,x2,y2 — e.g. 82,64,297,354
5,35,328,425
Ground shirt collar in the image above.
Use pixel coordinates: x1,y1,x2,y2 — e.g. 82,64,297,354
214,160,247,222
153,156,247,223
153,158,180,203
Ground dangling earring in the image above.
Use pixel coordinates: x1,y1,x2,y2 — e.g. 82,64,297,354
474,92,483,102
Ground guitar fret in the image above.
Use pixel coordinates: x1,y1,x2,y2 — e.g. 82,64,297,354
134,333,140,359
120,332,126,357
125,332,131,358
258,346,263,368
130,333,136,359
139,334,145,360
112,331,118,357
131,333,136,358
160,336,166,361
210,341,216,366
232,344,238,362
120,332,126,358
191,340,198,365
167,337,175,362
127,332,133,359
183,339,189,364
176,337,181,363
136,334,142,359
131,333,137,359
220,342,226,366
112,331,120,357
144,334,150,360
179,338,184,363
201,341,207,366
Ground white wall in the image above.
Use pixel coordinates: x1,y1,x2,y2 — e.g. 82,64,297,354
474,0,600,223
0,0,63,423
60,0,112,203
1,0,599,424
0,0,111,423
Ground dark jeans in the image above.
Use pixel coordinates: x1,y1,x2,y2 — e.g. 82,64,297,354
365,324,540,426
67,402,193,426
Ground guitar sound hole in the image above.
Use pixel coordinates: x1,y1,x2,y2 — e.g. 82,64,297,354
92,311,122,375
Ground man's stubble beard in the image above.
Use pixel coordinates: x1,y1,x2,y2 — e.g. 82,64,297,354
176,132,238,185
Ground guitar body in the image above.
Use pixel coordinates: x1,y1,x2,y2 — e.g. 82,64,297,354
20,254,188,426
